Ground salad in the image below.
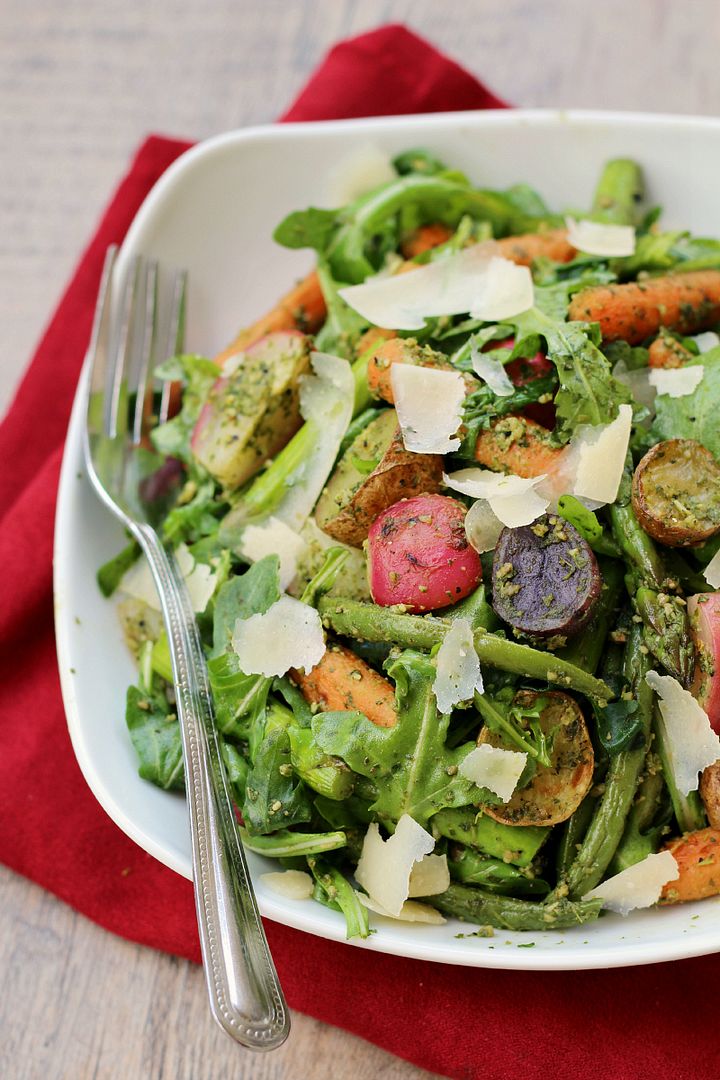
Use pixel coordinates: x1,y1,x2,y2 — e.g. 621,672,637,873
100,147,720,939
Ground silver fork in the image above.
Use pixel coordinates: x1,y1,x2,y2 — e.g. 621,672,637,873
84,246,289,1050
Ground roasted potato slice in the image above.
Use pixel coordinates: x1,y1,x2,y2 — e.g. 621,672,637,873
632,439,720,548
478,690,594,827
700,760,720,829
315,408,443,547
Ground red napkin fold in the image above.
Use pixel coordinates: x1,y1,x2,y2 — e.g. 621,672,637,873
0,23,711,1080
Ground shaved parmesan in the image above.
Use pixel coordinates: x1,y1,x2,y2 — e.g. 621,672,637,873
338,245,532,331
646,670,720,795
260,870,314,900
459,743,527,802
408,854,450,897
443,468,550,528
232,594,325,677
272,352,354,534
433,618,483,714
240,516,306,590
470,338,514,396
325,142,396,205
584,851,679,916
565,216,636,257
464,499,504,553
648,366,704,398
392,365,465,454
611,359,656,411
469,257,534,321
120,543,218,614
357,893,446,924
703,548,720,589
572,403,633,506
354,816,435,917
691,331,720,353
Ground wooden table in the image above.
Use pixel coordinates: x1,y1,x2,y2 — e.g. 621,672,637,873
2,2,720,1076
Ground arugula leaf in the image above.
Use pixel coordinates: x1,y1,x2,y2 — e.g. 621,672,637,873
557,495,621,557
272,207,338,251
97,539,140,598
312,650,479,828
150,354,219,464
594,698,644,755
126,685,184,791
651,350,720,459
161,479,222,546
242,726,313,834
220,740,249,804
211,556,281,657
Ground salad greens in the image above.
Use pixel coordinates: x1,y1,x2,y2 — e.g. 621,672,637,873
100,147,720,940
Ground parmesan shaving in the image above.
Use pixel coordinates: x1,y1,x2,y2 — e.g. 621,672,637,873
646,670,720,795
272,351,354,533
408,854,451,898
703,548,720,589
468,257,534,321
459,743,527,802
611,359,656,411
584,851,679,916
565,216,636,257
357,893,446,925
648,366,704,398
470,338,514,397
338,245,532,331
572,403,633,505
325,142,396,205
120,543,218,614
354,816,435,917
443,468,550,528
231,594,325,677
690,331,720,353
392,365,465,454
260,870,314,900
433,618,484,714
240,516,306,590
464,499,504,553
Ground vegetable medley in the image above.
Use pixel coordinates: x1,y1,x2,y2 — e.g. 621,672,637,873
102,148,720,938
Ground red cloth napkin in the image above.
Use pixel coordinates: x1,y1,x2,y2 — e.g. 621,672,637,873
0,23,710,1080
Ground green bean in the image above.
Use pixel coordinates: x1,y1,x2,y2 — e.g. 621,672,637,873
561,626,653,899
239,827,347,858
591,158,644,226
427,883,602,931
318,598,614,702
652,704,708,833
555,793,598,879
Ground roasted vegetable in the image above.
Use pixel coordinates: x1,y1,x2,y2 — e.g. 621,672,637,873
367,338,473,404
660,828,720,904
699,761,720,829
292,642,398,729
191,331,310,489
474,415,562,478
688,592,720,732
491,515,602,643
213,271,326,365
315,409,443,547
632,439,720,548
477,690,595,827
647,329,693,369
367,494,483,612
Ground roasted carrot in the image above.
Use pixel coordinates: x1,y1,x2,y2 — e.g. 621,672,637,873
214,270,326,366
647,329,693,369
292,643,397,728
660,827,720,904
474,416,562,478
400,223,454,258
367,339,475,403
495,227,576,266
355,326,396,359
568,270,720,345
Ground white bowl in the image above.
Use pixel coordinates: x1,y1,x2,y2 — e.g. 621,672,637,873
54,109,720,970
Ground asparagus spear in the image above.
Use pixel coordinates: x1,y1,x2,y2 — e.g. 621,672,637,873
317,597,614,702
652,703,707,833
591,159,644,226
307,857,370,939
426,882,602,931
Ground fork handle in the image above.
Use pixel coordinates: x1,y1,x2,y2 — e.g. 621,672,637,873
136,525,289,1049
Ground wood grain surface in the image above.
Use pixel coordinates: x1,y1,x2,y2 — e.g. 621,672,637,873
2,2,720,1077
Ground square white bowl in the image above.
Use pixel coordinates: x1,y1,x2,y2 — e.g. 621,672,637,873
55,109,720,969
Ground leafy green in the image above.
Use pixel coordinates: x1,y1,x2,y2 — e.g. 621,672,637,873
161,479,223,546
312,257,369,357
458,372,557,456
474,693,555,768
150,354,219,464
651,350,720,459
595,698,644,755
312,650,479,828
211,556,281,658
220,740,249,804
557,495,621,557
242,725,313,834
97,540,140,597
307,857,370,939
125,685,184,791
